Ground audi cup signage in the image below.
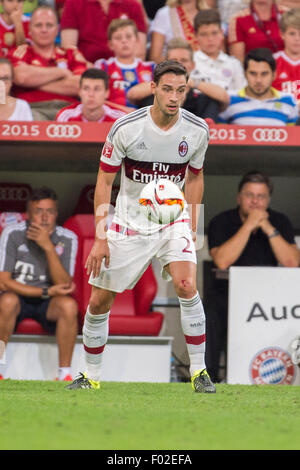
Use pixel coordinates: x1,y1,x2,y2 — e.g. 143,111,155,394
0,122,298,145
227,267,300,385
46,124,82,139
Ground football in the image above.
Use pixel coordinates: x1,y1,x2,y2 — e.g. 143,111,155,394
139,178,184,225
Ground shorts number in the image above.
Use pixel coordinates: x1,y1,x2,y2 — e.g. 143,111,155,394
182,237,192,254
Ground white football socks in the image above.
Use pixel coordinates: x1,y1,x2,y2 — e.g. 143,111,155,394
82,307,109,382
178,292,206,376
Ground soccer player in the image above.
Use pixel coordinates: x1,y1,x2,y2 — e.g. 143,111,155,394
273,9,300,110
56,68,127,123
0,0,30,56
67,60,216,394
94,18,155,109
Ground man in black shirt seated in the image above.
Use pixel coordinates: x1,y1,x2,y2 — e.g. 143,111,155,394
205,171,300,382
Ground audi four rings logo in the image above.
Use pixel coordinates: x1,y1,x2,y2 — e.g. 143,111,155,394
253,128,288,142
46,124,82,139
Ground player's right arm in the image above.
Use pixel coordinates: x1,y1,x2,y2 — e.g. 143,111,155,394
85,169,116,278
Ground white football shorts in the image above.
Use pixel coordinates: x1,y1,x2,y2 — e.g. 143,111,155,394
89,221,197,293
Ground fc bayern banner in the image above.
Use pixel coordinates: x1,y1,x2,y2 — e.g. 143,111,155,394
227,267,300,386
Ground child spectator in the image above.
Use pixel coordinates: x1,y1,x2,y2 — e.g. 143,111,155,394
0,56,32,119
273,8,300,110
94,18,155,109
56,68,127,122
0,0,31,56
191,9,246,91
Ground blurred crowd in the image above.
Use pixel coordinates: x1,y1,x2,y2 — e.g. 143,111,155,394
0,0,300,124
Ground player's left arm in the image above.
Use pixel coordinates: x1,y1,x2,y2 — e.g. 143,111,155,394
184,168,204,241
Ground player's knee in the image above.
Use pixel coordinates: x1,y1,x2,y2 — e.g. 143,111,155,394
89,288,116,315
0,292,20,318
174,277,197,299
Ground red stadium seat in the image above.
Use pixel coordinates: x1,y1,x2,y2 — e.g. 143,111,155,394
63,214,164,336
15,318,49,335
0,182,32,212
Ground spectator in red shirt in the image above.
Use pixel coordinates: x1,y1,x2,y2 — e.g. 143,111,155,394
56,68,127,122
10,5,89,120
228,0,287,63
0,0,31,56
59,0,148,63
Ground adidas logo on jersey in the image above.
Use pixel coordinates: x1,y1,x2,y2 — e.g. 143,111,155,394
111,71,122,79
137,141,147,150
279,72,288,79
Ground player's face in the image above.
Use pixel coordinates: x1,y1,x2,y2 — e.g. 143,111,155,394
167,48,194,75
0,62,13,96
79,78,109,110
152,73,187,118
195,24,223,58
237,182,270,215
245,60,275,98
30,9,58,47
109,26,138,59
27,199,58,233
281,26,300,56
2,0,24,16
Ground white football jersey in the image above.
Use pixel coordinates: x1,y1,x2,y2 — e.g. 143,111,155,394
100,106,209,235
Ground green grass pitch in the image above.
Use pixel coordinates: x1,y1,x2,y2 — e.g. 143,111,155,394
0,380,300,450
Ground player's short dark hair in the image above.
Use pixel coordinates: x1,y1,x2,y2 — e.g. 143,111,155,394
27,187,58,208
244,48,276,73
194,9,221,32
153,60,189,84
238,171,273,195
80,68,109,89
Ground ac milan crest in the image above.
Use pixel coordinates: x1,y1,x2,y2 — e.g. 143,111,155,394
178,140,188,157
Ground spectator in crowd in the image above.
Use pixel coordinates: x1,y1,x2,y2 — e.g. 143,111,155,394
273,8,300,110
190,9,247,91
0,187,79,381
0,56,33,119
9,6,89,120
0,0,31,56
94,18,155,110
218,47,299,125
127,37,229,120
205,171,300,382
228,0,287,64
217,0,250,32
149,0,212,64
56,68,127,122
60,0,148,63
